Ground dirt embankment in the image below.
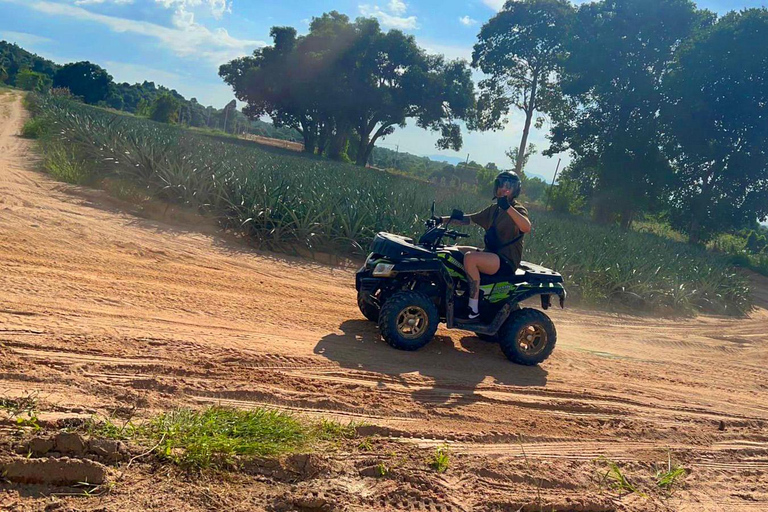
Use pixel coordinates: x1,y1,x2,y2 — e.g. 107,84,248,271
1,90,768,511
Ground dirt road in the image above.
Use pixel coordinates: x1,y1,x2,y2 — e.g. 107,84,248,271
1,90,767,511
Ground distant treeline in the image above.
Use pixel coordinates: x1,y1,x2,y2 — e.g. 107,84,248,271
0,41,299,141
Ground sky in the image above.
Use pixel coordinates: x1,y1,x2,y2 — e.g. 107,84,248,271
1,0,766,181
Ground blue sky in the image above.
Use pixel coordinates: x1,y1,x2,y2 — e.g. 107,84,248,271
1,0,766,180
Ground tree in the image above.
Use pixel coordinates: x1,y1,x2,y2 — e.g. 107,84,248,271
149,92,180,124
341,19,476,166
473,0,574,174
506,143,537,173
220,25,324,153
0,41,59,86
0,64,8,84
523,176,548,203
547,0,709,229
53,61,113,104
662,8,768,243
15,69,52,92
220,12,477,165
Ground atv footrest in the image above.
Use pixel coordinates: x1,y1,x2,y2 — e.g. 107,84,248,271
454,319,496,336
453,302,515,336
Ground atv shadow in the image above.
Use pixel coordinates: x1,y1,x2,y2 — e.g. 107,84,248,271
313,319,547,409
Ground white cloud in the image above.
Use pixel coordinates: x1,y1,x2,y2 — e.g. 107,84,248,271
155,0,231,20
459,15,477,26
359,3,418,30
3,0,262,66
0,31,55,46
483,0,505,10
387,0,406,15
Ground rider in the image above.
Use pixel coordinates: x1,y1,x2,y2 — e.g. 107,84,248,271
437,171,531,320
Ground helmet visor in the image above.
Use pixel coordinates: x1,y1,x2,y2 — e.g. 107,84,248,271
494,177,516,190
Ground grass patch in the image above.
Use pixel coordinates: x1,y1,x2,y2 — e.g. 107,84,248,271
100,177,152,203
86,406,357,469
150,407,307,467
428,446,450,473
20,117,50,139
44,142,94,185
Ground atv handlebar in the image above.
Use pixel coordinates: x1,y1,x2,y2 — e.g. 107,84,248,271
444,230,469,240
420,214,470,249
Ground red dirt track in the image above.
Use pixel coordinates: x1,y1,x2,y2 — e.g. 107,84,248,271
2,90,768,511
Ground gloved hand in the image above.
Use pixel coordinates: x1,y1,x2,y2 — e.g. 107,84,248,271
497,196,511,211
450,209,464,221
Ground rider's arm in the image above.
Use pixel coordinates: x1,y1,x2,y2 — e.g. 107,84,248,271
506,205,532,233
439,215,470,226
440,205,493,228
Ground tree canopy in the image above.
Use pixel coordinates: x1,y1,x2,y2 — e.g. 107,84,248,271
473,0,574,174
220,12,477,165
662,8,768,242
53,61,113,104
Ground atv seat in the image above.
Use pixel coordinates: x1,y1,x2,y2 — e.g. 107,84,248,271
480,262,563,286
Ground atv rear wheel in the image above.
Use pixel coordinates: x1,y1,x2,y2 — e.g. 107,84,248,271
498,308,556,366
378,291,438,352
357,293,380,322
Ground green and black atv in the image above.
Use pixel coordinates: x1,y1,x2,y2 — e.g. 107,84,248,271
355,205,566,366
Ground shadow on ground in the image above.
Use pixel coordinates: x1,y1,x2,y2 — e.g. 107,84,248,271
314,319,547,409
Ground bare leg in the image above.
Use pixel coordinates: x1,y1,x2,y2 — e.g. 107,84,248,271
463,252,501,300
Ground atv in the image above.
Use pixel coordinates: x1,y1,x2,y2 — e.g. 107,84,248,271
355,204,566,366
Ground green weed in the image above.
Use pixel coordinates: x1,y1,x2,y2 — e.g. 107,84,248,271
429,446,450,473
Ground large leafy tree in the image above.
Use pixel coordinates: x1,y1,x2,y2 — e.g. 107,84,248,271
548,0,710,228
220,12,477,166
220,26,328,153
472,0,574,174
53,61,113,104
340,18,476,166
662,8,768,243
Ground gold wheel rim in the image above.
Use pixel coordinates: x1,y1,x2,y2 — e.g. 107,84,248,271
517,323,548,356
396,306,429,339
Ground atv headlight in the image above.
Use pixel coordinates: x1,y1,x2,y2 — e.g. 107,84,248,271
372,263,395,277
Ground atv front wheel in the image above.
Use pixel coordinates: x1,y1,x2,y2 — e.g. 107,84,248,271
498,308,557,366
378,291,438,351
357,293,380,322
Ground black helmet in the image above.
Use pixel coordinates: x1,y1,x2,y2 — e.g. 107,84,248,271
493,170,521,199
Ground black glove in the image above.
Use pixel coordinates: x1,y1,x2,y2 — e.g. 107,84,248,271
450,209,464,221
497,196,511,211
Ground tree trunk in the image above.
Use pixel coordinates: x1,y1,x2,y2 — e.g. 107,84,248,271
355,132,369,166
328,121,351,161
688,217,701,245
515,72,539,174
317,121,330,157
619,206,634,231
300,118,317,154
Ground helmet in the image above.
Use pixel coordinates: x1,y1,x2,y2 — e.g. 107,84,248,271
493,170,521,199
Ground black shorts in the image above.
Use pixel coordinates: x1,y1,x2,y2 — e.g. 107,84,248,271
484,250,517,275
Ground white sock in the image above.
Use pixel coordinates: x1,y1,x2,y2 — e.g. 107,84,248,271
468,298,479,313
